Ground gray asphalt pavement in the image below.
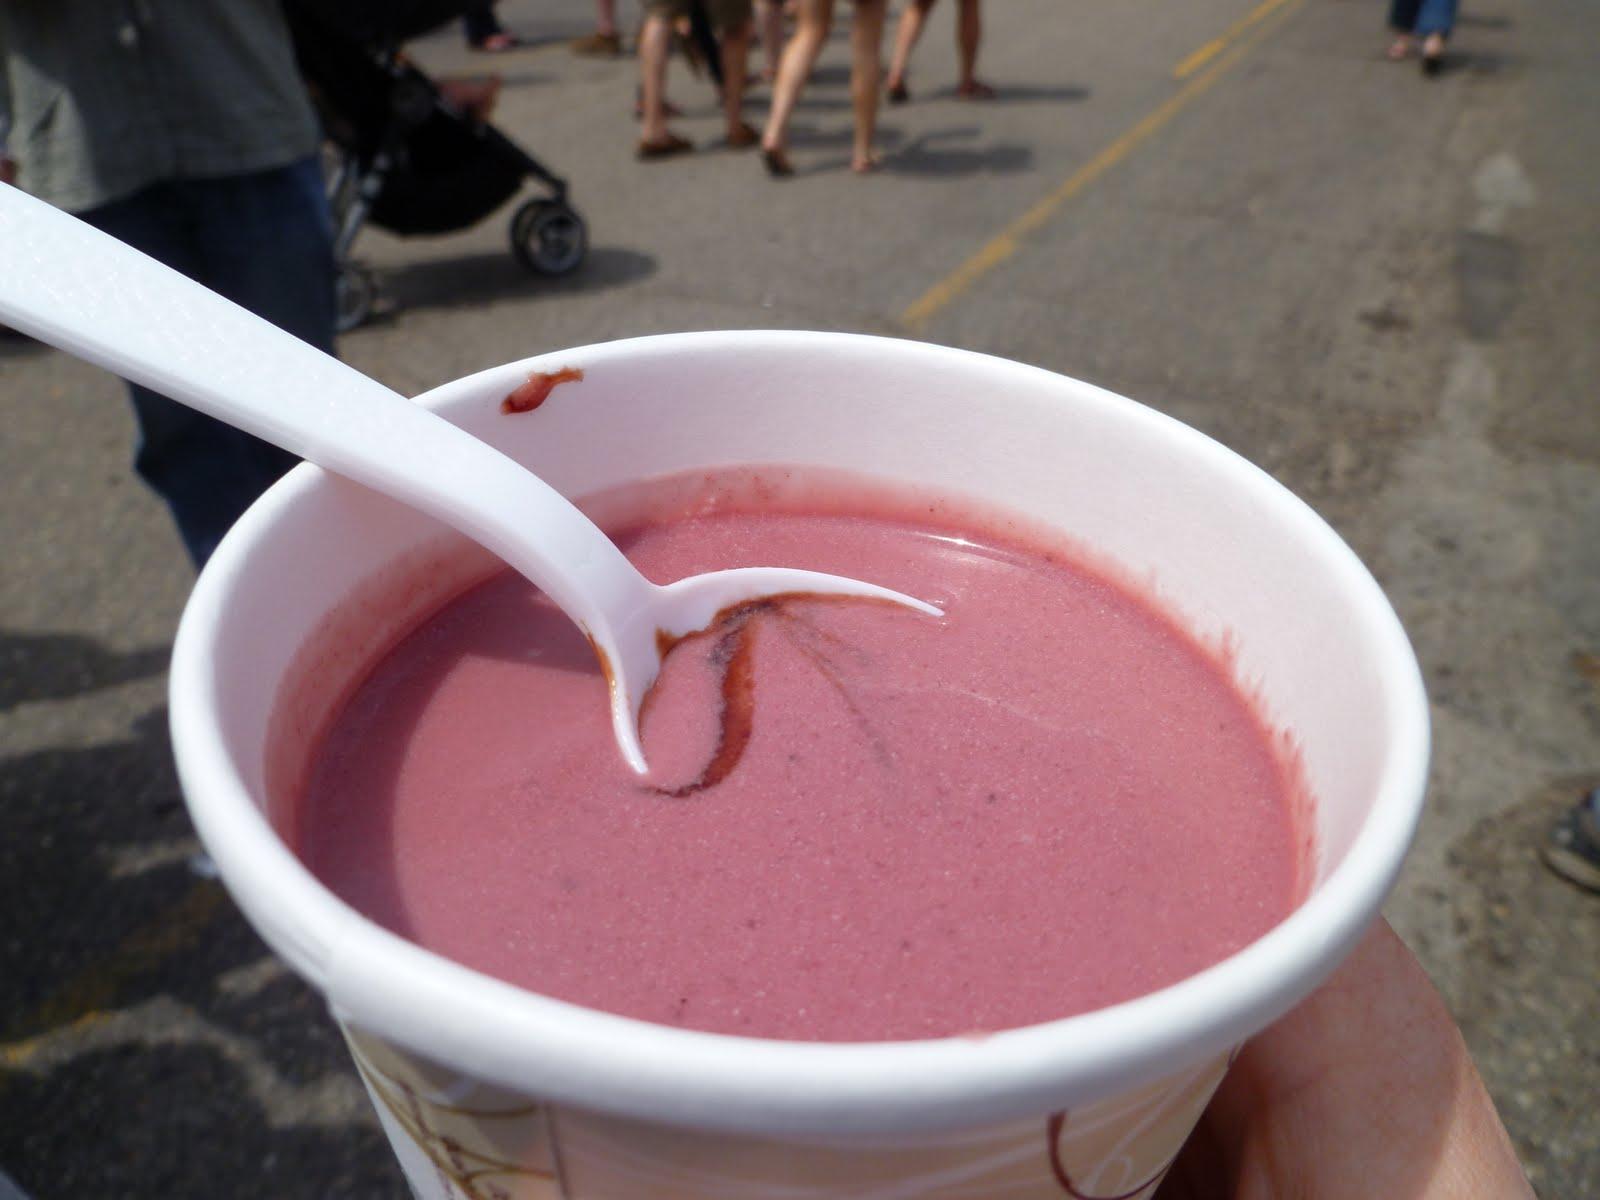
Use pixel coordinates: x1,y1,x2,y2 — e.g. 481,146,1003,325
2,0,1596,1194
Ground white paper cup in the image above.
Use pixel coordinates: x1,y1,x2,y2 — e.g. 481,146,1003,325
172,332,1429,1199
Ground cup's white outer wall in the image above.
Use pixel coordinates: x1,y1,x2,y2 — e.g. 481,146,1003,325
171,332,1429,1139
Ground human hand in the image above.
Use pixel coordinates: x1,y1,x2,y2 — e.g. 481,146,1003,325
1159,919,1533,1199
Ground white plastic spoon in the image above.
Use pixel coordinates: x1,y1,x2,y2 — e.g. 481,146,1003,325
0,185,939,773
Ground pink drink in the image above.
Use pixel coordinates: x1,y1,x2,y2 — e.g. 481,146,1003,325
293,470,1309,1043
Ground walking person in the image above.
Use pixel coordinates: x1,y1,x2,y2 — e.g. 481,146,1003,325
760,0,890,176
0,0,337,568
885,0,992,103
637,0,757,158
1386,0,1457,74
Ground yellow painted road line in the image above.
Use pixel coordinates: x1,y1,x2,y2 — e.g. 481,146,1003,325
900,0,1304,334
1174,0,1299,79
1,880,226,1073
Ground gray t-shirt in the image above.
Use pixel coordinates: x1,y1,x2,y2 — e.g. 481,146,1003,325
0,0,320,212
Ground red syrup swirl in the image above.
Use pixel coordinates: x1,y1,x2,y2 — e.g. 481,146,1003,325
649,600,766,798
647,596,891,798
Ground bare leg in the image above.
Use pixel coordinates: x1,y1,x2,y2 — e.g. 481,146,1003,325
595,0,618,36
638,14,689,151
761,0,835,171
721,21,757,142
954,0,991,95
757,0,787,78
849,0,888,172
886,0,935,98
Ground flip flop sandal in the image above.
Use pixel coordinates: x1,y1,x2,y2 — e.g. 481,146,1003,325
637,134,695,159
761,147,795,177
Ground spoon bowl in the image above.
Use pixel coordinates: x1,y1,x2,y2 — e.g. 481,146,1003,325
0,185,938,771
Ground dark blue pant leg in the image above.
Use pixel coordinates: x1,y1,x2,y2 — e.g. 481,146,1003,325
1413,0,1458,37
1389,0,1423,31
83,159,336,566
183,158,337,356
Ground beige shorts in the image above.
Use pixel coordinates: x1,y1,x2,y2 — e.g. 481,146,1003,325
645,0,754,32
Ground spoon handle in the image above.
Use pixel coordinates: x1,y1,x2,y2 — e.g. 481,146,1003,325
0,184,648,629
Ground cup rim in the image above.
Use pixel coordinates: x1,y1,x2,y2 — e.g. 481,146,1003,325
171,330,1429,1135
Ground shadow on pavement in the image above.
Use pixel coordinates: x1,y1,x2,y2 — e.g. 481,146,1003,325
2,1042,401,1199
893,82,1091,105
1434,49,1518,75
1,709,195,1020
0,629,170,711
773,77,1091,115
373,245,658,316
0,703,404,1197
886,125,1034,176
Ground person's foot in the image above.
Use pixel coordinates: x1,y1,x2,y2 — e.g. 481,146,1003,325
1542,787,1600,893
726,122,760,148
438,76,502,121
469,32,522,52
851,151,881,175
760,145,795,177
955,79,996,100
637,132,695,159
1420,32,1446,74
1386,34,1415,60
886,78,910,103
571,30,623,56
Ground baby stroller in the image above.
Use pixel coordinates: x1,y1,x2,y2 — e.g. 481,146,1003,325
284,1,588,332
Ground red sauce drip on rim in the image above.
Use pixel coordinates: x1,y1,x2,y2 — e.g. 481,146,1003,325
501,366,584,414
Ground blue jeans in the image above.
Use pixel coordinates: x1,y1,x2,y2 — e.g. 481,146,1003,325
82,158,336,566
1389,0,1457,37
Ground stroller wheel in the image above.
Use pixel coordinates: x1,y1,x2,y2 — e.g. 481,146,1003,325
335,263,378,333
511,200,588,276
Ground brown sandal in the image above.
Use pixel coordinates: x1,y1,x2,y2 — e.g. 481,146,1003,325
761,146,795,177
637,133,694,160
